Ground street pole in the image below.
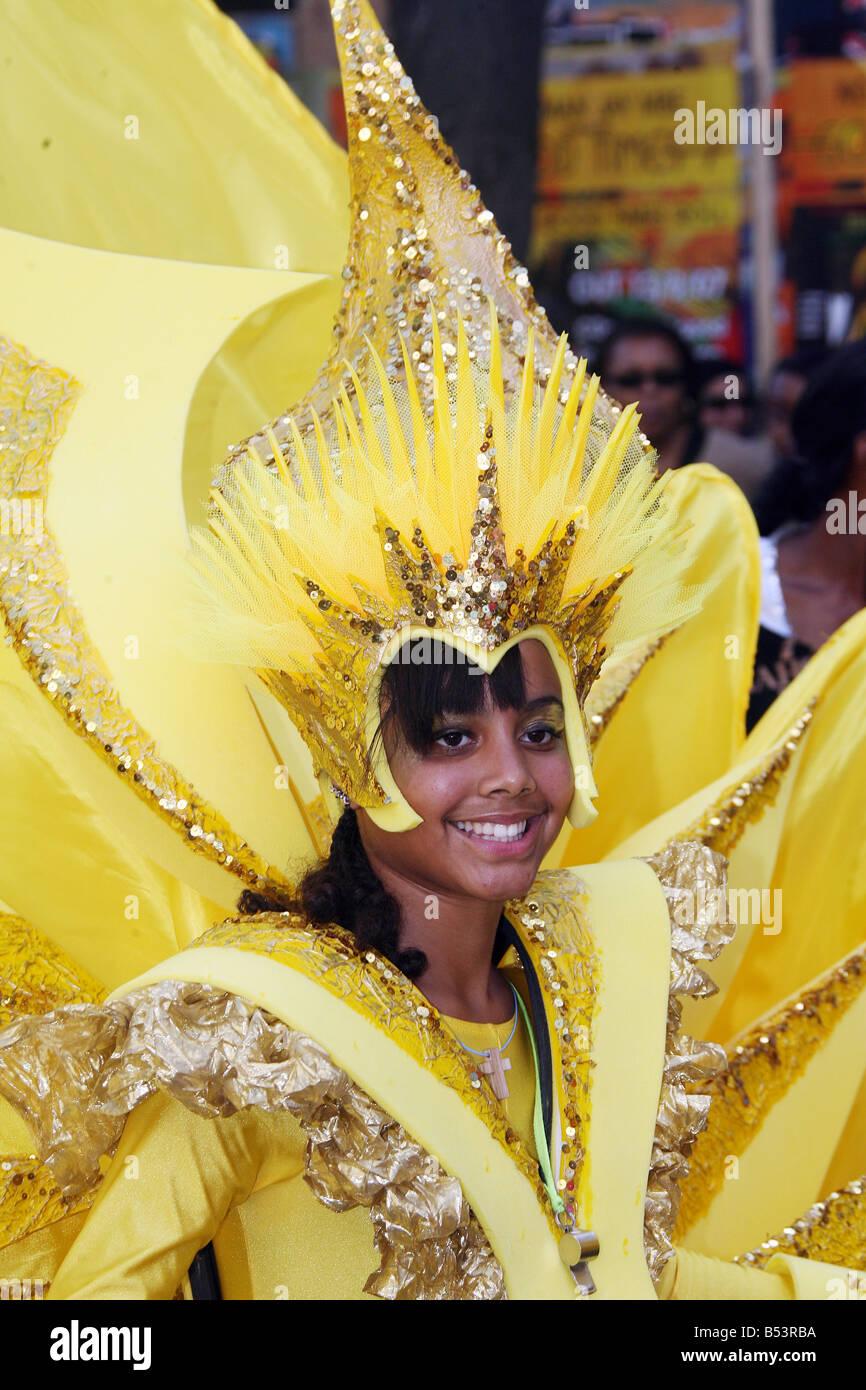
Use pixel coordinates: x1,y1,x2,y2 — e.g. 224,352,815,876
746,0,778,387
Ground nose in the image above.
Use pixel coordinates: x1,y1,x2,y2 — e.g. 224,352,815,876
475,727,537,799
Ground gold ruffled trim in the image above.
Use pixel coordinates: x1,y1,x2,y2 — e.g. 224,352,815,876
0,982,505,1300
642,842,734,1285
194,912,548,1208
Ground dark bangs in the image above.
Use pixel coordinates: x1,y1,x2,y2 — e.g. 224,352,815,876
377,640,527,754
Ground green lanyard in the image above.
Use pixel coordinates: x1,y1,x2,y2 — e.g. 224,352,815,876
512,987,565,1217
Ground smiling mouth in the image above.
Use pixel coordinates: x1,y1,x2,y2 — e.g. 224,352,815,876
450,815,541,847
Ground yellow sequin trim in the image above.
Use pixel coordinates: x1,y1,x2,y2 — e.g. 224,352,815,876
0,1157,94,1260
643,843,732,1282
0,913,104,1251
505,873,596,1218
0,912,105,1026
736,1177,866,1274
676,940,866,1237
671,706,813,857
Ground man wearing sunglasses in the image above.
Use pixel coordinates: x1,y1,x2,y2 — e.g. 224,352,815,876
596,317,772,501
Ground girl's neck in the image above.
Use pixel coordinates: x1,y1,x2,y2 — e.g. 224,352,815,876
364,854,513,1023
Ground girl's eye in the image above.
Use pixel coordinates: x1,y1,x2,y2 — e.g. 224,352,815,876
433,728,472,750
521,723,563,746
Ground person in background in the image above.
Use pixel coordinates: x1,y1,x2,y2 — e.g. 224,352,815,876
596,317,773,501
752,347,830,536
748,340,866,729
696,357,758,438
767,348,828,459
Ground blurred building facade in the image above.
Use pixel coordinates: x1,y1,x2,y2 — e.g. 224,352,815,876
224,0,866,378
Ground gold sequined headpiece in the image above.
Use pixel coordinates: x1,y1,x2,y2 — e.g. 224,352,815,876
184,0,704,832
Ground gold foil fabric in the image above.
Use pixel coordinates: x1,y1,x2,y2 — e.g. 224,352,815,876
0,858,743,1295
195,912,549,1207
643,842,733,1284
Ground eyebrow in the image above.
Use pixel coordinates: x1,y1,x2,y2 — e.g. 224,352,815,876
523,696,564,712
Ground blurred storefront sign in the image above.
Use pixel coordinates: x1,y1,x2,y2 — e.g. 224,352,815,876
538,66,740,196
531,1,745,362
778,59,866,209
777,59,866,351
533,185,740,354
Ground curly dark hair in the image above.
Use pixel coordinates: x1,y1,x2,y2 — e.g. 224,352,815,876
237,644,528,979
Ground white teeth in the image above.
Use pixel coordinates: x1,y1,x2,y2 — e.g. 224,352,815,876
453,819,528,841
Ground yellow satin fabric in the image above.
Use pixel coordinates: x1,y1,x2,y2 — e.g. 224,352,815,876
47,1090,382,1301
0,0,348,270
0,0,351,982
713,608,866,1041
47,1088,842,1301
666,1247,862,1301
0,645,227,987
608,612,866,1256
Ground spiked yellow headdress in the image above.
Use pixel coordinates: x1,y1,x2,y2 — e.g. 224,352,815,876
183,0,705,833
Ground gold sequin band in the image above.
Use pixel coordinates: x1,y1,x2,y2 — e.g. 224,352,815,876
676,940,866,1237
0,335,288,893
736,1177,866,1275
671,706,814,858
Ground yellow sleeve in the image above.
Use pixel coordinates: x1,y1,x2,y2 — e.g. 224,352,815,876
664,1249,791,1300
48,1092,304,1301
664,1248,862,1301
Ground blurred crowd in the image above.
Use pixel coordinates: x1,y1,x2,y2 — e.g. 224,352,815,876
589,320,866,727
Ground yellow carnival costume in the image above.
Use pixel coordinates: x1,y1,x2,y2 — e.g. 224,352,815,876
0,0,864,1300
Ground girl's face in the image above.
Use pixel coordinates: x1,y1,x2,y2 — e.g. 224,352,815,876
359,639,575,905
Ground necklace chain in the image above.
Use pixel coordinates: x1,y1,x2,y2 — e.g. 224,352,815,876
449,983,520,1058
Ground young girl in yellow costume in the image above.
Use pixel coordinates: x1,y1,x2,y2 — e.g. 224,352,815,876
0,289,851,1299
0,0,864,1301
